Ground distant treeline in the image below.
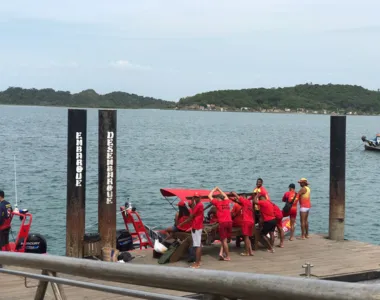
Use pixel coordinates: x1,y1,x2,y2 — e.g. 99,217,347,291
1,84,380,113
178,83,380,113
0,87,175,109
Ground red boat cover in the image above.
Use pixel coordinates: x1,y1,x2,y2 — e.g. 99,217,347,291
160,188,231,204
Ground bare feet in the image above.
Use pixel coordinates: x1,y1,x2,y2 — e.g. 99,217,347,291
278,243,284,248
289,237,294,241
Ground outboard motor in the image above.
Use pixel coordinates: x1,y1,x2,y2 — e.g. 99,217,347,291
17,233,47,254
361,135,367,142
116,229,134,252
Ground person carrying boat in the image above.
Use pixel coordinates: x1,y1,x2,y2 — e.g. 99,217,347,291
231,199,243,247
271,202,284,248
253,178,270,201
298,178,311,240
177,192,204,269
282,183,298,241
231,192,254,256
208,187,232,261
252,193,276,253
0,190,13,252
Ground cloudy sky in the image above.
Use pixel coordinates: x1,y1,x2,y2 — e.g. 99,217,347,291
0,0,379,101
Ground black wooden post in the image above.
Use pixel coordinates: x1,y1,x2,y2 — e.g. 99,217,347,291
98,110,117,249
66,109,87,257
329,115,346,241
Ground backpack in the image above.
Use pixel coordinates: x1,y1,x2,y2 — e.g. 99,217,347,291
282,193,297,214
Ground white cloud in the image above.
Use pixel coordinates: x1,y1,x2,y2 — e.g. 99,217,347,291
109,60,151,71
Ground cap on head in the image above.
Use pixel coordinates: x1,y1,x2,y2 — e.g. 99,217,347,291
0,190,4,198
298,178,308,184
289,183,296,189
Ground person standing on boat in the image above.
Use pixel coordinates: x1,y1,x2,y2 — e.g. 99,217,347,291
282,183,298,241
231,192,254,256
208,187,232,261
0,190,13,252
177,192,204,268
297,178,311,239
165,200,192,236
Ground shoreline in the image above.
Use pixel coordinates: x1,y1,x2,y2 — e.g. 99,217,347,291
1,103,380,116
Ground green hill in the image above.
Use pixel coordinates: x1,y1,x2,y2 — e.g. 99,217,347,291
178,83,380,113
0,87,175,109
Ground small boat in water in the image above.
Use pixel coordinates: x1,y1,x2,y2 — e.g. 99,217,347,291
361,134,380,151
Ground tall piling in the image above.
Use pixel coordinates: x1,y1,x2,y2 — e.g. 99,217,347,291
66,109,87,257
328,115,346,241
98,110,117,249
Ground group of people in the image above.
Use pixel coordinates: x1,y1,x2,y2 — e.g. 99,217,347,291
168,178,312,269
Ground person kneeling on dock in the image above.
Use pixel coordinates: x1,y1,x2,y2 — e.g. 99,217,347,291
0,190,13,254
231,192,254,256
253,194,276,253
177,193,204,269
209,187,232,261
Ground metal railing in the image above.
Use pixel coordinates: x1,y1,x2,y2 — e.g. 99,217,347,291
1,252,380,300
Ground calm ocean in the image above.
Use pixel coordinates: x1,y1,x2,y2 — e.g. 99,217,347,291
0,105,378,255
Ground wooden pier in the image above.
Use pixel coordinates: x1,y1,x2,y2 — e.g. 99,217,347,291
3,234,380,299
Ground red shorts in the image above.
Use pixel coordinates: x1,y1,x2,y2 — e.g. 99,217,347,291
241,222,254,236
219,222,232,240
283,208,297,219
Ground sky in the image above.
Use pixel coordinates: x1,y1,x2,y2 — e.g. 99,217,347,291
0,0,379,101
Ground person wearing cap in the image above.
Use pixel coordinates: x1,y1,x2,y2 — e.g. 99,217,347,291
177,192,204,268
298,178,311,239
282,183,299,241
165,199,192,236
0,190,13,252
208,187,232,261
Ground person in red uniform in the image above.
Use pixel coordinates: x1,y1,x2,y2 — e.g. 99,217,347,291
271,202,284,248
0,190,13,253
282,183,298,241
208,186,232,261
231,200,243,247
178,192,204,268
253,178,270,201
231,192,254,256
165,200,192,236
253,194,276,253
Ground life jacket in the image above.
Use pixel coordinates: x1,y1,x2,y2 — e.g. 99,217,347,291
299,186,311,208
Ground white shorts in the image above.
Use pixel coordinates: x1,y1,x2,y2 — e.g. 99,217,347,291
191,229,202,247
300,207,310,213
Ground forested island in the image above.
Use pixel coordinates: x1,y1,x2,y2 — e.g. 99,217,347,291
1,84,380,114
0,87,174,109
178,83,380,115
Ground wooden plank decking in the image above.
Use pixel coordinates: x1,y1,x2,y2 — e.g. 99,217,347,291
2,234,380,299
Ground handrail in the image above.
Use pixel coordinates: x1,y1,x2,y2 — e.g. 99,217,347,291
1,252,380,300
0,268,187,300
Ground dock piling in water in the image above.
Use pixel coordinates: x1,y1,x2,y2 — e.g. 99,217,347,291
66,109,87,258
328,115,346,241
98,110,117,249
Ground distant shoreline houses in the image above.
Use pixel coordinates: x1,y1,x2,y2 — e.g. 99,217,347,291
176,104,362,115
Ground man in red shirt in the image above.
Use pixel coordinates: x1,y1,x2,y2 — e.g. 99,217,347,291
253,194,276,253
282,183,298,241
253,178,270,201
208,186,232,261
178,193,204,268
165,200,192,236
272,202,284,248
231,192,254,256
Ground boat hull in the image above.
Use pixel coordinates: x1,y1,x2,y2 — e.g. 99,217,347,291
365,144,380,151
